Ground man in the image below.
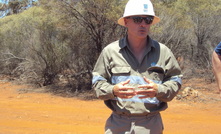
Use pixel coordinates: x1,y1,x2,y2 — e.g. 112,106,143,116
212,42,221,97
92,0,182,133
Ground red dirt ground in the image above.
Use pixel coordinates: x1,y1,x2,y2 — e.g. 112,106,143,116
0,79,221,134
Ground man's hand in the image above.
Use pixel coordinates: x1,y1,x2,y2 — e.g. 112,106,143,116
136,77,158,99
113,80,136,99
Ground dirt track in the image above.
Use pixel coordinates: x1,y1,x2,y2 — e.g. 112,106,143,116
0,80,221,134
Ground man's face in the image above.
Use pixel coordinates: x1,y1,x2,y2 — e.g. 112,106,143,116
124,15,153,39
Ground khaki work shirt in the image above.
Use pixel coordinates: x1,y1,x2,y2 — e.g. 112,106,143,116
92,36,182,115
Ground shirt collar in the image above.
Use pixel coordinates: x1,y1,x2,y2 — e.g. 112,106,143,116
119,36,157,50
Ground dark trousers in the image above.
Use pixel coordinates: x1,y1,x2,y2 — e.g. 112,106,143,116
105,112,163,134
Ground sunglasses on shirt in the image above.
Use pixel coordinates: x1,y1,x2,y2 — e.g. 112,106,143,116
126,16,154,25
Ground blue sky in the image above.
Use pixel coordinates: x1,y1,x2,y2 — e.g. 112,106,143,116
0,0,9,4
0,0,38,18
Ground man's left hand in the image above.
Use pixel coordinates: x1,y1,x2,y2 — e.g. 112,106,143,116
136,77,158,99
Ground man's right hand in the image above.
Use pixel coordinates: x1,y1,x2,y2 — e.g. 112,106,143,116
113,80,136,99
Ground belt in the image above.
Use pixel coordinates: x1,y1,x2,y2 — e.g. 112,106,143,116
113,112,159,118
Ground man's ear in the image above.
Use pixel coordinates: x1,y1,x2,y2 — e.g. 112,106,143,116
124,18,128,25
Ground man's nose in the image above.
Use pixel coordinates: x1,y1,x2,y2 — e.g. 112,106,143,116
140,20,147,26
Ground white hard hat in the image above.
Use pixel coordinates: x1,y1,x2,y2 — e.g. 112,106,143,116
118,0,160,26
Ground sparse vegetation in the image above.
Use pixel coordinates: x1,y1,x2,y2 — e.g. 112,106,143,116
0,0,221,93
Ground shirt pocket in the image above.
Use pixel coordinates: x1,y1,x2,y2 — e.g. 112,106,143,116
147,66,165,82
111,67,131,84
111,67,131,75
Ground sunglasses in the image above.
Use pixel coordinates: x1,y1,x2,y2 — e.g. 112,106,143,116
127,16,154,25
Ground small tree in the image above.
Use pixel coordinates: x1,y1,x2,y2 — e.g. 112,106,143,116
37,0,127,91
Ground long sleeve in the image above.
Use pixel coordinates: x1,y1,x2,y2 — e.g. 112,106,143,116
156,47,182,102
92,48,115,100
